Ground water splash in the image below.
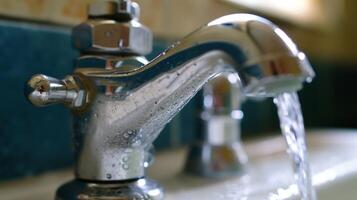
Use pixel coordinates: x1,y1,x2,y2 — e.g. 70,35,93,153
274,92,316,200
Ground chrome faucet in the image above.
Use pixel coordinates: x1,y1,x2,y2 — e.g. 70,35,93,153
25,0,314,199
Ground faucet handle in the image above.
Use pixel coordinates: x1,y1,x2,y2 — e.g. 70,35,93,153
26,74,85,108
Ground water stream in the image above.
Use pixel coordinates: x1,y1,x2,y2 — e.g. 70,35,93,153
274,92,317,200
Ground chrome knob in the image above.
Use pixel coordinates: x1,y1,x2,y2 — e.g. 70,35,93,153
26,74,85,108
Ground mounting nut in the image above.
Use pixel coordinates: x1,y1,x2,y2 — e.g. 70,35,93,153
72,20,153,55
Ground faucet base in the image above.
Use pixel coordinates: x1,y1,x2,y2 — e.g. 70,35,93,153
55,177,164,200
184,142,248,178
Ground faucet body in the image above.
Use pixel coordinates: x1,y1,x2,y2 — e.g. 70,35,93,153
26,1,314,199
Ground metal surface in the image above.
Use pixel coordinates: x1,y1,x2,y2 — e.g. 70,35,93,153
73,0,152,55
26,11,314,199
56,178,163,200
88,0,140,21
185,73,247,177
26,74,90,109
185,142,247,177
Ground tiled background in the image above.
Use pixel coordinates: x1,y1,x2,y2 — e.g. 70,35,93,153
0,0,356,61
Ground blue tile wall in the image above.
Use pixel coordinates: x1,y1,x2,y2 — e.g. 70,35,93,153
1,19,357,181
0,21,76,180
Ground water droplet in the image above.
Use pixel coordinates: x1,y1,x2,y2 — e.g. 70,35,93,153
122,164,129,170
94,113,99,118
106,173,112,179
122,156,129,162
132,139,142,147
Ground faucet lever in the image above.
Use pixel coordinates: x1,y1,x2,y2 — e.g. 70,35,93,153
26,74,84,108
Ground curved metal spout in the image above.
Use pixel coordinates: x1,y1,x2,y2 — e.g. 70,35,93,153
26,14,314,181
78,14,313,93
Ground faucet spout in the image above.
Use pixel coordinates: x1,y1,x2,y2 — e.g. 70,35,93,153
79,13,313,94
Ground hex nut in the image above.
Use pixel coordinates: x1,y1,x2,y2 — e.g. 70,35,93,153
76,55,149,70
72,20,153,55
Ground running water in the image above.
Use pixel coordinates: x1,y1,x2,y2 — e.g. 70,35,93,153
274,92,316,200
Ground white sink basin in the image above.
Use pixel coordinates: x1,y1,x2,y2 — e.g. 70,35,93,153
1,129,357,200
